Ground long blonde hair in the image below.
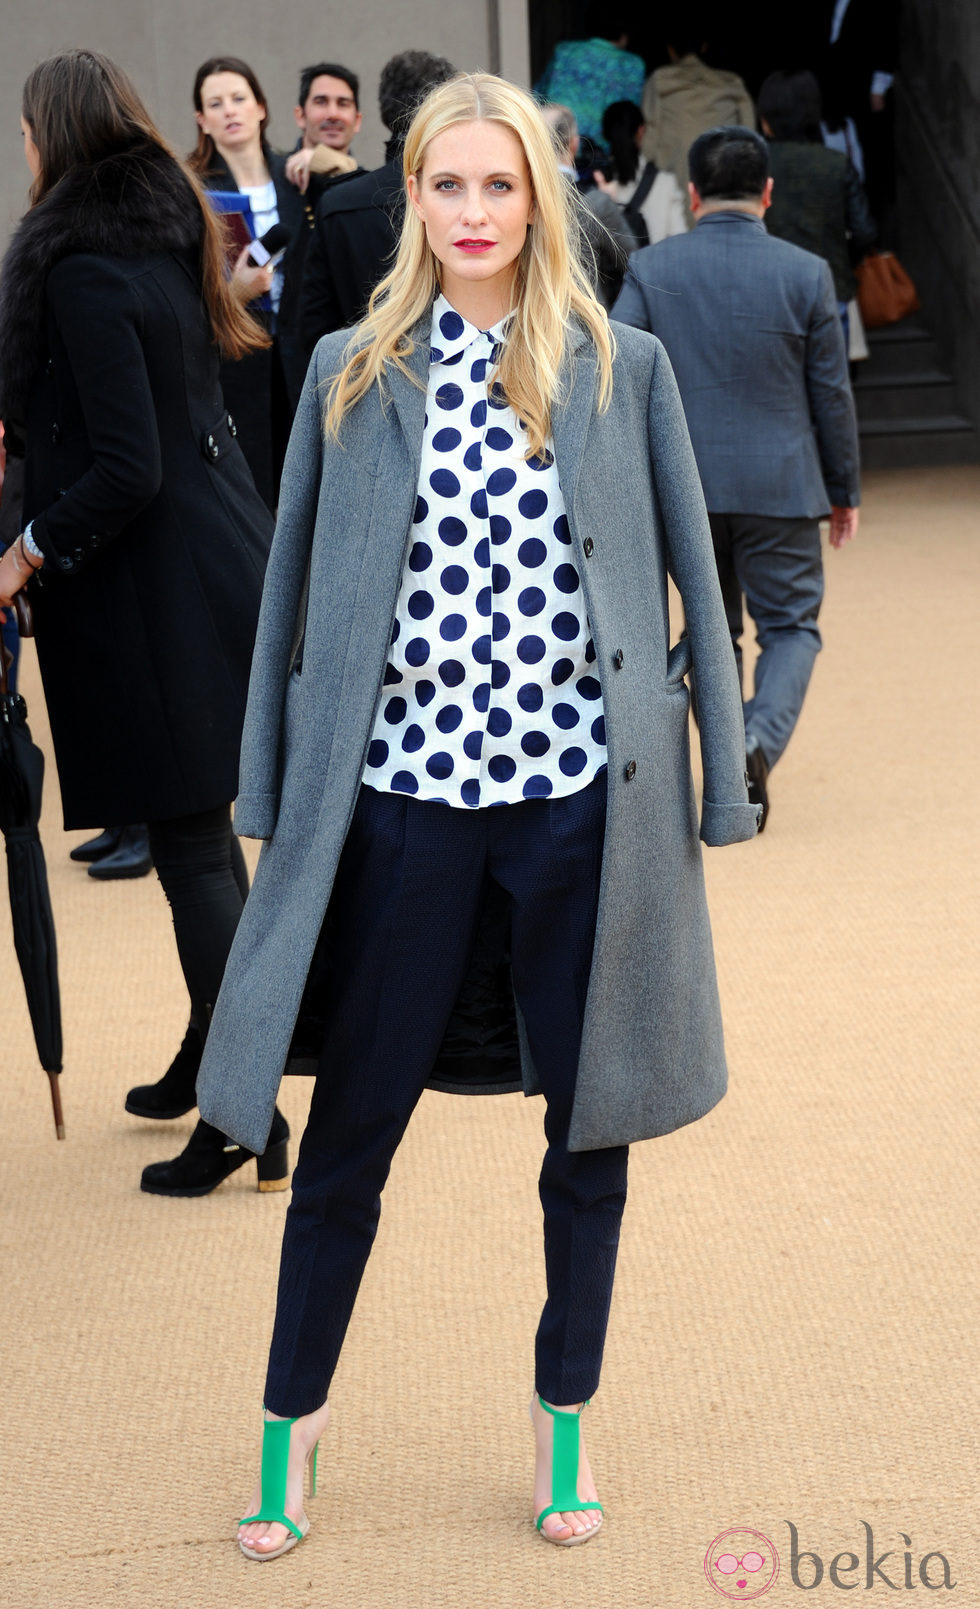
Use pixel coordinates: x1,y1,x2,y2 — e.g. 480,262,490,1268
324,73,615,458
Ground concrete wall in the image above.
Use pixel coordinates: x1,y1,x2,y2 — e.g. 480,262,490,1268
897,0,980,428
0,0,530,247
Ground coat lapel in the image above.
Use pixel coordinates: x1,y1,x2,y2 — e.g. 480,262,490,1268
384,317,430,486
550,325,597,514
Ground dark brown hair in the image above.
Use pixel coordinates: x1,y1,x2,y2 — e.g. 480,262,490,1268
21,49,266,360
189,56,270,175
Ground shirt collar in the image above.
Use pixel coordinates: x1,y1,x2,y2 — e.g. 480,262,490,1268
429,292,511,366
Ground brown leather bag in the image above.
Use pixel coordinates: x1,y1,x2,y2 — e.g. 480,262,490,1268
855,252,920,328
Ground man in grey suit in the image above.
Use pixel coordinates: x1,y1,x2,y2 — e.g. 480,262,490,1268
612,125,860,828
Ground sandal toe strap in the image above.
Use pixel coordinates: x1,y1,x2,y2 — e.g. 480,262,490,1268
239,1509,305,1540
536,1499,604,1531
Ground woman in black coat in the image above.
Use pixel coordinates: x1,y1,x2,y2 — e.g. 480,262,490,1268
0,48,286,1194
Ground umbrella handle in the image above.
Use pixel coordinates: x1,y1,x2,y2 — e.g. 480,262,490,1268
13,592,34,638
0,594,34,697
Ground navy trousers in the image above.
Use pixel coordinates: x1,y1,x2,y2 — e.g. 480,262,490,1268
264,779,629,1416
708,512,824,769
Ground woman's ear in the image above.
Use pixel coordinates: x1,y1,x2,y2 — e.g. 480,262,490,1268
406,172,426,221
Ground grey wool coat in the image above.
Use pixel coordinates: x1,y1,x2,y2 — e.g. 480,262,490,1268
197,312,760,1156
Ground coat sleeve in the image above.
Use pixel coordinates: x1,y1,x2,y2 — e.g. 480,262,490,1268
232,343,327,838
805,260,861,508
646,340,761,845
29,256,163,571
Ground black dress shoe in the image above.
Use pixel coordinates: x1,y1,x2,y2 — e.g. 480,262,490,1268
125,1022,203,1119
70,826,124,863
140,1108,290,1197
87,824,153,880
745,737,770,832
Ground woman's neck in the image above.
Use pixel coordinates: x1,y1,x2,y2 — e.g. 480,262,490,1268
438,268,518,332
216,142,270,191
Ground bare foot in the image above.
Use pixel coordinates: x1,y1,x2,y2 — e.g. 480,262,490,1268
531,1395,603,1543
238,1399,331,1557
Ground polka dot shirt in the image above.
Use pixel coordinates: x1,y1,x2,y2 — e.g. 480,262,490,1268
363,294,608,809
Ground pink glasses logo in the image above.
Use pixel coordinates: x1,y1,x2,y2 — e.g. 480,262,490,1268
704,1527,780,1599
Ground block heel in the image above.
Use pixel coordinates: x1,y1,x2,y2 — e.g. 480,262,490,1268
257,1137,290,1192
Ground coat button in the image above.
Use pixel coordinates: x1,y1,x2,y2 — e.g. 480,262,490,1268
624,759,637,781
613,648,625,669
583,537,595,558
50,424,61,445
206,433,219,460
227,413,237,437
59,555,73,572
73,546,85,563
44,358,54,376
90,535,101,549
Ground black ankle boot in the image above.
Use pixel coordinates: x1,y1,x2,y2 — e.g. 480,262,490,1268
140,1108,290,1198
70,826,123,863
125,1022,203,1119
87,823,152,880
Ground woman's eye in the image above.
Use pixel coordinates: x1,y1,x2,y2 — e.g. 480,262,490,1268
490,180,512,192
434,179,457,191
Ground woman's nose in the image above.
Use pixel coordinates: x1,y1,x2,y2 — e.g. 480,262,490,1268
460,187,488,224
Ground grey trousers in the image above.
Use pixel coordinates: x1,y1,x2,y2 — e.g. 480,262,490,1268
708,512,824,769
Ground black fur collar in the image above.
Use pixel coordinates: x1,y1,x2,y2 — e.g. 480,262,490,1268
0,141,203,417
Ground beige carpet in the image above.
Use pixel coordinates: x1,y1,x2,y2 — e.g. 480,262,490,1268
1,466,978,1608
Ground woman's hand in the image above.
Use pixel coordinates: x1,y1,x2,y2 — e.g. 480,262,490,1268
0,537,41,620
230,245,274,304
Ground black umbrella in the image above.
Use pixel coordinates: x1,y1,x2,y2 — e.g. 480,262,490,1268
0,593,64,1138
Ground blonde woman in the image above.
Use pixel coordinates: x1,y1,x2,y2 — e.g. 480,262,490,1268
197,71,759,1560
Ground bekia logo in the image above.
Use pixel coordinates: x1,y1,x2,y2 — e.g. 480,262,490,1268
704,1522,956,1596
787,1522,956,1591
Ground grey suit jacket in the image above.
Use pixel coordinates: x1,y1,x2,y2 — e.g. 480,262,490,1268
612,210,860,518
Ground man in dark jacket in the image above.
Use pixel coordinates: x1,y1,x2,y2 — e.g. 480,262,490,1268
300,50,455,353
613,125,860,828
277,63,366,407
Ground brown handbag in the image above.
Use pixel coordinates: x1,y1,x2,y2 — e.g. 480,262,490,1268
855,251,920,328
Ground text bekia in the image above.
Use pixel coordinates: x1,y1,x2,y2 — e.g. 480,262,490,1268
788,1522,955,1590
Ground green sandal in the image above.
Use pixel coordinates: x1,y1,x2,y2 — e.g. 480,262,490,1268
238,1415,320,1562
533,1397,604,1546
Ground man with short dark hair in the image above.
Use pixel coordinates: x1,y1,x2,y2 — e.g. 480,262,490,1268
301,50,455,349
613,125,860,828
285,63,363,196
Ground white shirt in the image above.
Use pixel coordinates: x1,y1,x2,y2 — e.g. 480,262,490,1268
362,295,608,809
241,178,282,314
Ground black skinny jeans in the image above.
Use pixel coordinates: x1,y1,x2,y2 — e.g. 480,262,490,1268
146,805,248,1035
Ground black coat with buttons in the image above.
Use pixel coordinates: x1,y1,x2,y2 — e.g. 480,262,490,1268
0,142,274,828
